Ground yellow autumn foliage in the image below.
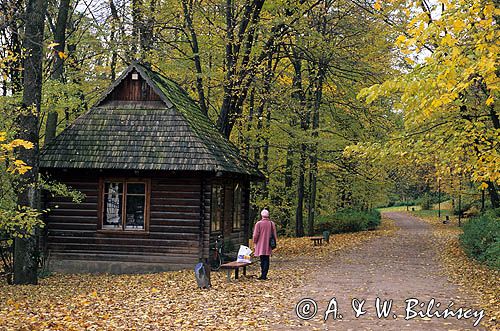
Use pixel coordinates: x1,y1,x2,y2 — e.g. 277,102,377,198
355,0,500,186
0,131,33,175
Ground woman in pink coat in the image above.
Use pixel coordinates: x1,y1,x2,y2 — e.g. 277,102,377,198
252,209,278,280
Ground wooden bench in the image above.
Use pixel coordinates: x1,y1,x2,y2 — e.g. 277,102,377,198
310,236,324,246
220,261,252,281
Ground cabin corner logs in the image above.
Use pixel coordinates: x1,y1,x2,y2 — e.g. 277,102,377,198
39,63,262,273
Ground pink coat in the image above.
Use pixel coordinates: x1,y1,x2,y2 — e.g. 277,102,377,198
252,217,278,256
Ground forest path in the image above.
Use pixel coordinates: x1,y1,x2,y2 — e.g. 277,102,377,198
273,212,488,330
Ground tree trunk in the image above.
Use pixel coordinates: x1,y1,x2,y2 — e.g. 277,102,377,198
44,0,71,146
10,0,23,93
182,0,208,115
307,67,324,236
109,0,119,80
245,88,255,157
261,54,274,198
262,104,271,198
284,147,294,189
216,0,267,138
2,0,23,94
140,0,155,53
295,144,307,237
131,0,141,57
289,44,309,237
13,0,47,285
487,181,500,209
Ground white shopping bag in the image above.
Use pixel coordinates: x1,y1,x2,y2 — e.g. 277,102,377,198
236,245,252,263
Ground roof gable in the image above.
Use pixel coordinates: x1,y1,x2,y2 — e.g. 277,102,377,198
95,64,173,108
40,63,262,178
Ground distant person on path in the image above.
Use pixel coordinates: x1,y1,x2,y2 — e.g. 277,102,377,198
252,209,278,280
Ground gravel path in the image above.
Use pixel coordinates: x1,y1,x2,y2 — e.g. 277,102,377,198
273,212,488,330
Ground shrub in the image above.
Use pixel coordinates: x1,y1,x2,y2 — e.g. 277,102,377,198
459,209,500,270
393,200,418,207
419,194,433,210
364,210,382,230
314,209,381,234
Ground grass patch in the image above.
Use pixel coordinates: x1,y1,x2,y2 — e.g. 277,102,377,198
377,205,420,212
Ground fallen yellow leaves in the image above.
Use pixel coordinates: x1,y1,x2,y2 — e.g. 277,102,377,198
417,215,499,331
0,221,395,331
272,218,396,259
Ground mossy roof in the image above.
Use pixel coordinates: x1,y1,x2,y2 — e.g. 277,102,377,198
40,63,263,178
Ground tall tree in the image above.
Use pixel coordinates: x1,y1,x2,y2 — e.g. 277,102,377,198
44,0,71,145
181,0,208,115
358,0,500,208
0,0,24,94
13,0,48,285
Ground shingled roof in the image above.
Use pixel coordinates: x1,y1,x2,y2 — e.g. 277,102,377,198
40,63,263,178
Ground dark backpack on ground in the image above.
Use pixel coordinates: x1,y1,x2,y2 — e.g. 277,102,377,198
194,262,211,289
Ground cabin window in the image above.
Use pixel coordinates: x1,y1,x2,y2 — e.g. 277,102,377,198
211,184,224,232
232,183,242,229
100,179,149,231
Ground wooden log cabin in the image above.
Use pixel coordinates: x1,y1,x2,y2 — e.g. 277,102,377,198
40,62,263,274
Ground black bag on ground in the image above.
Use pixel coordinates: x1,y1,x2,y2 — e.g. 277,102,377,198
194,262,211,289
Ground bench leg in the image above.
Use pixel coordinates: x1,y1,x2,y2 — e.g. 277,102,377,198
226,270,231,282
235,268,239,280
243,266,247,277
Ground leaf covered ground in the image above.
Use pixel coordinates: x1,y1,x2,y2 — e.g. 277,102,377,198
415,214,500,330
0,220,395,331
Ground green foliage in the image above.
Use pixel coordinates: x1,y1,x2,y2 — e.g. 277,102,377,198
459,209,500,270
0,206,44,244
386,200,417,207
416,192,450,211
0,175,84,243
39,176,86,204
419,194,433,210
314,209,381,234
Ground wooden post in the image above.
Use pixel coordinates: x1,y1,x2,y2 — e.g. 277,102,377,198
458,179,462,227
481,189,485,212
438,177,441,219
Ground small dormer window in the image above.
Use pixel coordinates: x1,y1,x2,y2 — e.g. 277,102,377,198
131,73,139,80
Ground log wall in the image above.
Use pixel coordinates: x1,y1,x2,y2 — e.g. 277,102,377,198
43,171,251,273
45,172,202,273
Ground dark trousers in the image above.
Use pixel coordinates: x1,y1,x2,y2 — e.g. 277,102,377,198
259,255,270,279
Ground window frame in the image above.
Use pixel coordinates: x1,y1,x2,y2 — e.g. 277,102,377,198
98,178,151,233
210,184,224,233
232,182,243,230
